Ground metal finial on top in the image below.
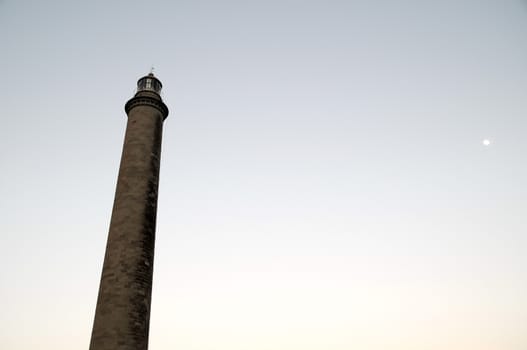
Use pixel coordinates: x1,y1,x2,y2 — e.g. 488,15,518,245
150,66,155,76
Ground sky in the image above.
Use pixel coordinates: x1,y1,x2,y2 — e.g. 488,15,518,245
1,0,527,349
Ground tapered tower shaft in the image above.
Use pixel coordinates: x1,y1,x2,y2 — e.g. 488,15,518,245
90,74,169,350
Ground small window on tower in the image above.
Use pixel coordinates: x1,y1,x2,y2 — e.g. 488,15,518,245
145,79,152,90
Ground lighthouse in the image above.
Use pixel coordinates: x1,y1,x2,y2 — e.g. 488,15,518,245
89,73,169,350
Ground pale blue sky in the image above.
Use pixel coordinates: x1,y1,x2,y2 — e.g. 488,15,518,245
1,1,527,349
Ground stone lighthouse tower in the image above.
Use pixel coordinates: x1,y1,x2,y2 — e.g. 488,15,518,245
89,73,169,350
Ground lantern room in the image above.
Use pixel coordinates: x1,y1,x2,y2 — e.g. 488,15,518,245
137,73,163,94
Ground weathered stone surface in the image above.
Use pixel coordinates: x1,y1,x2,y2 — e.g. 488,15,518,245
90,80,168,350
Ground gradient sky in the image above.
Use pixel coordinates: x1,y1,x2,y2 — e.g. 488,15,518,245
1,1,527,349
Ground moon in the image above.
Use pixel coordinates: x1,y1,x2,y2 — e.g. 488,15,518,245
482,139,491,146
